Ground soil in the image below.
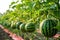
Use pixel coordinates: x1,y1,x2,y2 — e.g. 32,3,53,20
0,25,60,40
0,27,13,40
0,25,24,40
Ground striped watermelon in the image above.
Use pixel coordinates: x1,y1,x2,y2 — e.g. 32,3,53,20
25,22,36,32
40,19,58,37
19,22,36,32
16,22,23,29
19,23,26,32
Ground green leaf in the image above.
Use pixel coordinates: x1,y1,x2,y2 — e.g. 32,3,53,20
11,2,16,5
53,10,60,19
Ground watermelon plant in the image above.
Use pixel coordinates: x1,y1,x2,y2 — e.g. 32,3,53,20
0,0,60,40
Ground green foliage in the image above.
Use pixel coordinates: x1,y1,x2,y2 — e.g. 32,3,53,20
0,0,60,40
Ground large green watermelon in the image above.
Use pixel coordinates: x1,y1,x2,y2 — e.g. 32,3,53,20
40,19,58,37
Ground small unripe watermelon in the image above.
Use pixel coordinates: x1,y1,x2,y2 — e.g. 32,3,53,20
19,23,26,32
2,22,11,28
16,22,23,29
5,23,11,28
25,22,36,32
11,21,16,29
40,19,58,37
19,22,36,32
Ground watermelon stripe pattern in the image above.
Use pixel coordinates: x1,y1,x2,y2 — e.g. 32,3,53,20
19,23,26,32
25,22,36,32
40,19,58,37
16,22,23,29
19,22,36,32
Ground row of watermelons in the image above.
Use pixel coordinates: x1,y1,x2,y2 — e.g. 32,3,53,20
0,20,36,33
0,18,59,37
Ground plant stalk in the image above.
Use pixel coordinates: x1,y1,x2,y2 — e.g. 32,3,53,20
46,37,49,40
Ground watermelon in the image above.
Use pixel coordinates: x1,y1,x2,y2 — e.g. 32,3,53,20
25,22,36,32
40,19,58,37
11,21,23,29
19,22,36,32
11,24,16,29
11,21,16,29
2,21,11,28
19,23,26,32
5,23,11,28
16,22,23,29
